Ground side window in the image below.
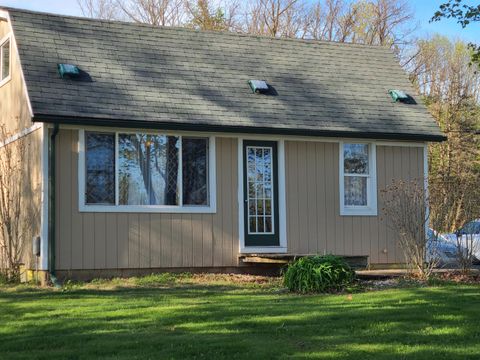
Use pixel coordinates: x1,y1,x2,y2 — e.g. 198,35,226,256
340,143,377,216
85,132,116,205
343,144,369,206
0,38,10,83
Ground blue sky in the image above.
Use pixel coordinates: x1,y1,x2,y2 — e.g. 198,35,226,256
0,0,478,43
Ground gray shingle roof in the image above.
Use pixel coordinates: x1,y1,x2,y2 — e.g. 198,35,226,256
6,8,444,141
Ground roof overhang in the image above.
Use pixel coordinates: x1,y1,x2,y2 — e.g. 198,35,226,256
32,113,447,142
0,9,9,21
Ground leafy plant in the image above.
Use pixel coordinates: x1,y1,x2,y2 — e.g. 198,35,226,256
283,255,355,293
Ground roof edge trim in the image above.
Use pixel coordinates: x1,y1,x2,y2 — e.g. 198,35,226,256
32,114,447,142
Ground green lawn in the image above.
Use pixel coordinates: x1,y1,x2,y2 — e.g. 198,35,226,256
1,276,480,359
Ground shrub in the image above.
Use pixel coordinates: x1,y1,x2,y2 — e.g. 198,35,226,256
283,255,355,293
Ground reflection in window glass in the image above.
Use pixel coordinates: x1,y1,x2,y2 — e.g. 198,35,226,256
343,143,370,207
85,132,115,205
344,176,367,206
182,138,208,205
344,144,369,174
118,134,179,205
1,39,9,81
246,146,274,234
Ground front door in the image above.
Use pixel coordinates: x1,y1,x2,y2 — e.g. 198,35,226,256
243,140,279,247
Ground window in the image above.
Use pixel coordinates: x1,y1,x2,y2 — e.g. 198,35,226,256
246,146,274,234
80,130,215,213
0,37,10,84
118,134,180,206
340,142,377,216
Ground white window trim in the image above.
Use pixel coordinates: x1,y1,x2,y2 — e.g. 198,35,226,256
0,33,12,87
238,138,288,253
339,141,377,216
78,129,216,213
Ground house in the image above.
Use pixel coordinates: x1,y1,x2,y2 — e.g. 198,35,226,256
0,8,445,281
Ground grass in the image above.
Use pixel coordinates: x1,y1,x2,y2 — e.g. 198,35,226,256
1,275,480,359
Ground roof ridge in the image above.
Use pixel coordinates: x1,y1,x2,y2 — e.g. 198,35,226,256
2,6,390,51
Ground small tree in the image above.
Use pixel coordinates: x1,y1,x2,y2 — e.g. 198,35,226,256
382,180,437,279
0,125,30,282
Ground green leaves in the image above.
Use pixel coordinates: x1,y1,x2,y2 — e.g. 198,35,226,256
431,0,480,65
283,255,355,294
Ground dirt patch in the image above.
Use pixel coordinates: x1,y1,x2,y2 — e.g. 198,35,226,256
433,271,480,284
185,273,280,285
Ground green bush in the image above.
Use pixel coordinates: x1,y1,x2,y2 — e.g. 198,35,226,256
283,255,355,293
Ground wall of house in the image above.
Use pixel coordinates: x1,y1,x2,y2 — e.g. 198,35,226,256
0,19,32,133
285,141,424,264
55,128,424,272
0,18,41,270
55,130,239,270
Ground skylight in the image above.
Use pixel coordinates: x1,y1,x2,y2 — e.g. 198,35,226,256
248,80,269,94
58,63,80,79
388,89,411,103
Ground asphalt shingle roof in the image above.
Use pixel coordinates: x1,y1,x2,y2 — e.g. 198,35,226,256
6,8,444,141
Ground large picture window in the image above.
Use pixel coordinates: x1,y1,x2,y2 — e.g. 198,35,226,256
80,130,215,213
340,142,377,216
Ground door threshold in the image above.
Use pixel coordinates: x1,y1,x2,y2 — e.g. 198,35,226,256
240,247,287,254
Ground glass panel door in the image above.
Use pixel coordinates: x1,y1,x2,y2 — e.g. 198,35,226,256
243,140,279,247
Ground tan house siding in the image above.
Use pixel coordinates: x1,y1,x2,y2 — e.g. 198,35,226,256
0,19,32,134
284,141,424,264
0,19,41,269
55,131,424,270
55,129,239,270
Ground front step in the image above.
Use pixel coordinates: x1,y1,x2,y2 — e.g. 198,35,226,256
238,254,369,269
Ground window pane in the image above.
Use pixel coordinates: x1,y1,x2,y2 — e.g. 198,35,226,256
344,176,367,206
1,40,10,81
119,134,179,205
344,144,369,174
249,217,257,233
85,132,115,205
182,138,208,205
246,145,275,234
265,216,272,233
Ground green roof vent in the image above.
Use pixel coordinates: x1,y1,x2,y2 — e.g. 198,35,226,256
248,80,269,94
58,63,80,79
388,89,410,103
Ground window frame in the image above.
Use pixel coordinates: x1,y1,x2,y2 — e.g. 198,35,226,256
339,142,377,216
78,129,216,213
0,34,11,87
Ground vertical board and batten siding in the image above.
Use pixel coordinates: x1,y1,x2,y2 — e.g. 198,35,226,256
55,130,425,269
55,129,239,270
285,141,424,264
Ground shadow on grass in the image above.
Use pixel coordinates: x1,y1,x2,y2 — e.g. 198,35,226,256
1,284,480,359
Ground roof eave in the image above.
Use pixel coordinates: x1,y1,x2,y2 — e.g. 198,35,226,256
32,114,447,142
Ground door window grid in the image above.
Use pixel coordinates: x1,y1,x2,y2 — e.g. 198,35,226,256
247,146,274,235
